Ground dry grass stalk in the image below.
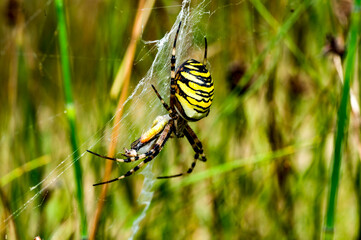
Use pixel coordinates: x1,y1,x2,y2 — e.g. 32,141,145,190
110,0,156,98
89,0,155,238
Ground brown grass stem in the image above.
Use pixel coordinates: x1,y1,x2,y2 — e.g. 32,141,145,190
89,0,154,238
110,0,156,99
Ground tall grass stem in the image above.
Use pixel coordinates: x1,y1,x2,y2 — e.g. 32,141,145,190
88,0,154,238
324,1,360,239
54,0,88,238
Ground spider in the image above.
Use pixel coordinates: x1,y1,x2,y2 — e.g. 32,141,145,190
87,22,214,186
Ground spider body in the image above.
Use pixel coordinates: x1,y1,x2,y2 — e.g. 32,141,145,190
129,115,171,153
88,22,213,186
174,59,214,122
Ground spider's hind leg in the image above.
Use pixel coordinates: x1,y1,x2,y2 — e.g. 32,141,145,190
157,159,198,179
157,123,206,179
183,124,207,162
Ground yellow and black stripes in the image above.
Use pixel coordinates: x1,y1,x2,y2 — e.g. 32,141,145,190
174,59,213,121
169,22,213,122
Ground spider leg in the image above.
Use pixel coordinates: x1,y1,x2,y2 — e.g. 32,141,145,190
157,160,197,179
183,123,207,162
203,37,207,66
151,84,173,114
157,123,206,179
87,150,143,163
88,115,171,164
170,21,181,109
93,121,174,186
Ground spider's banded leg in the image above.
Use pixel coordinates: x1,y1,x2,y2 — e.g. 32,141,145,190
93,121,174,186
151,84,173,114
157,138,199,179
157,160,197,179
184,123,207,162
87,150,143,163
203,37,208,66
157,124,206,179
170,21,181,109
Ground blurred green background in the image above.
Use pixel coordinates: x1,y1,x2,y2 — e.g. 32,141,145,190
0,0,360,239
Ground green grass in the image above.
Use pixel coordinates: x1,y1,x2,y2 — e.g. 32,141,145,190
0,0,360,239
54,0,88,238
324,0,361,239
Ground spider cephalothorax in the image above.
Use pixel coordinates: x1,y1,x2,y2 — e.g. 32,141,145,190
87,21,214,186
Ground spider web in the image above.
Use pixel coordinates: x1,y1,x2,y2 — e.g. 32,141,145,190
0,0,212,237
104,1,213,238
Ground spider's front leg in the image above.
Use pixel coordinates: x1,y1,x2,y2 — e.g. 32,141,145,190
151,84,173,115
87,114,171,163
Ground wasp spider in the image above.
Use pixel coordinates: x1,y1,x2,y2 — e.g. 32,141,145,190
88,22,214,186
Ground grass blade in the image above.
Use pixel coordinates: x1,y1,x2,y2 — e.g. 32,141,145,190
54,0,88,238
173,139,319,188
0,155,50,187
323,1,360,238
